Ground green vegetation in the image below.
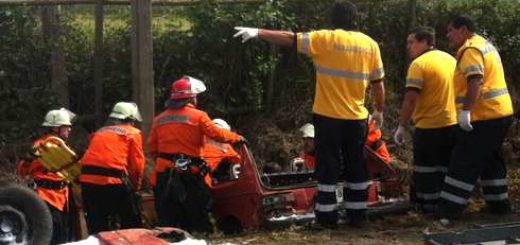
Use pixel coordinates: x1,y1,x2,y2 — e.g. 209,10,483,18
0,0,519,147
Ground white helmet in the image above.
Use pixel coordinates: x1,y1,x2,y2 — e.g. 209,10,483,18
170,76,207,100
299,123,314,138
109,102,143,122
42,108,76,127
213,118,231,130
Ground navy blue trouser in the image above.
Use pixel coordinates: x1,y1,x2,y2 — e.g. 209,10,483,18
313,114,368,225
437,116,512,218
412,125,457,213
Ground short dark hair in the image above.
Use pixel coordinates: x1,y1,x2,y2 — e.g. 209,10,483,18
409,26,436,46
448,15,477,32
331,0,358,30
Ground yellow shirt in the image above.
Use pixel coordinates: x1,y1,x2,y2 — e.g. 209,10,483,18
297,29,384,120
454,34,513,121
405,50,457,129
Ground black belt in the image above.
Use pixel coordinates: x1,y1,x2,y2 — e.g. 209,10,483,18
81,165,126,178
159,152,191,161
34,179,67,190
158,152,208,175
370,139,384,151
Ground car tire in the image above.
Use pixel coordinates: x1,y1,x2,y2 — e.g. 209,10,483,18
0,182,52,245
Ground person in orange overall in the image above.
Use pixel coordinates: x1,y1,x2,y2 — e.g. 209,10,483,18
17,108,76,244
202,118,241,187
366,116,391,164
79,102,145,234
298,123,316,171
149,76,245,234
296,120,390,172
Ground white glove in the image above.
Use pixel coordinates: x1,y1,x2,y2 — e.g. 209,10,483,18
458,110,473,132
233,26,259,43
393,125,406,145
372,111,383,130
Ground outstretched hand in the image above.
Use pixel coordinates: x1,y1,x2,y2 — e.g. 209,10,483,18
233,26,259,43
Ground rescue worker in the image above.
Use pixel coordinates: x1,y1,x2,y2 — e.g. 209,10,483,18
393,27,458,214
366,117,391,164
149,76,245,234
202,118,241,187
297,121,390,172
79,102,145,234
234,0,386,227
17,108,75,244
436,15,514,220
298,123,316,171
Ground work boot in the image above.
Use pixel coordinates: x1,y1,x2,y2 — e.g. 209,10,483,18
308,221,338,231
483,201,512,215
347,211,367,228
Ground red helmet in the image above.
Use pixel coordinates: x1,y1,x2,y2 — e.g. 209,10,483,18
170,76,207,100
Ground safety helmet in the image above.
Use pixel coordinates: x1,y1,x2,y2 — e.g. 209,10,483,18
170,76,207,100
109,102,143,122
213,118,231,130
299,123,314,138
42,108,76,127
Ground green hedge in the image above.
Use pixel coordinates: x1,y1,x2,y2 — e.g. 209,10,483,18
0,0,519,145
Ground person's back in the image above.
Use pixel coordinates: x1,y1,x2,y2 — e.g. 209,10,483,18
202,119,241,186
149,76,244,233
233,0,385,229
151,104,211,158
80,123,144,188
408,50,457,128
79,102,145,234
298,29,382,120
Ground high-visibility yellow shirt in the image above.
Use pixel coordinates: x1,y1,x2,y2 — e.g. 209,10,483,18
405,50,457,128
297,29,384,120
454,34,513,121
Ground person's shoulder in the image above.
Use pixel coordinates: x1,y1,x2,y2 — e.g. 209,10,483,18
308,29,334,39
431,50,456,62
184,105,206,115
153,109,170,119
352,31,378,43
124,125,142,135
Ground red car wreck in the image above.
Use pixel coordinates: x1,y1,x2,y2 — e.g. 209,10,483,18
206,144,408,234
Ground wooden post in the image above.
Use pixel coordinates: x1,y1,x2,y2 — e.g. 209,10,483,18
131,0,154,136
41,5,69,107
93,0,104,127
409,0,417,29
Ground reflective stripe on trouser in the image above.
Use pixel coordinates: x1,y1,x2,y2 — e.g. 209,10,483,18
313,114,368,225
437,116,512,217
412,126,457,213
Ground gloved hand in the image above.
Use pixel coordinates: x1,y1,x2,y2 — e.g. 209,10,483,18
233,26,259,43
393,125,406,145
372,111,383,130
458,110,473,132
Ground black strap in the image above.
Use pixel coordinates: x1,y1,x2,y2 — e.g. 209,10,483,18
34,179,67,190
81,165,125,178
158,152,186,161
292,32,298,64
370,139,384,151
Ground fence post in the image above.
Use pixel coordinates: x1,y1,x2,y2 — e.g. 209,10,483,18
131,0,154,137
